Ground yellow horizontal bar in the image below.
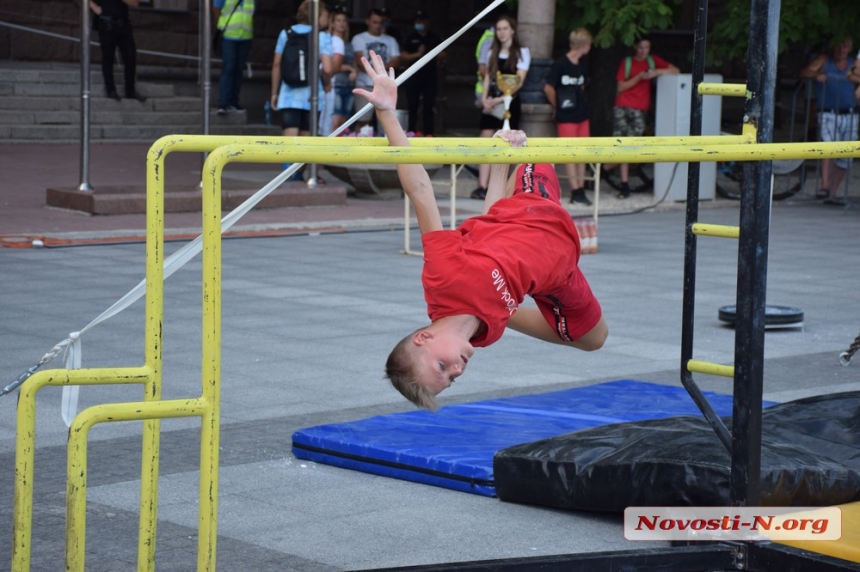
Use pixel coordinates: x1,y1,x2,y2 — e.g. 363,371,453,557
152,133,753,155
699,83,747,97
687,359,735,378
201,139,860,167
692,223,740,239
71,398,210,429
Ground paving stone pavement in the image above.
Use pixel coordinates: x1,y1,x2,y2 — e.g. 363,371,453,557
2,143,860,570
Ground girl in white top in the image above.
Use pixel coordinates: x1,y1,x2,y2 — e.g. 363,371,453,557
472,15,531,199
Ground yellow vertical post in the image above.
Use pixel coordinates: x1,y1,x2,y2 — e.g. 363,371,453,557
198,147,225,571
65,413,93,571
12,374,48,572
138,139,168,570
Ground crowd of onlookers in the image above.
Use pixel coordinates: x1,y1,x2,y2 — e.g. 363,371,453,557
205,0,860,198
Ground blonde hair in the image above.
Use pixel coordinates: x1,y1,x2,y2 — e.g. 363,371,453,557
385,329,439,410
569,28,592,51
296,0,326,25
331,10,350,41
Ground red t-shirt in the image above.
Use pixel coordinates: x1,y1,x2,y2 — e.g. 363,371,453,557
421,164,602,347
614,54,671,111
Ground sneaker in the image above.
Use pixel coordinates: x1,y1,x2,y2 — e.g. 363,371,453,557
616,182,631,199
470,186,487,200
106,89,121,101
125,91,147,102
570,188,592,206
226,106,246,114
216,107,228,116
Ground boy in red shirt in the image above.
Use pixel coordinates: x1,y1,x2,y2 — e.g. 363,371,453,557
356,51,608,409
603,37,678,198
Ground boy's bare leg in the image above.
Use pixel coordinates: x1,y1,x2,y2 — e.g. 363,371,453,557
354,51,442,234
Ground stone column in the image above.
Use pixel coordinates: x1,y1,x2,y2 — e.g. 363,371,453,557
518,0,555,136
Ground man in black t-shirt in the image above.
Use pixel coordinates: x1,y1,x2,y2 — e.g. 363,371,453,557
544,28,593,205
400,11,443,135
89,0,146,101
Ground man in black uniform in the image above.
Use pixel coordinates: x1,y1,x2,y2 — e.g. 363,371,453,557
89,0,146,101
400,11,443,135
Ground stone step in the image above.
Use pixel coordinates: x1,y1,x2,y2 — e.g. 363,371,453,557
0,95,206,112
1,123,281,143
0,62,273,143
6,80,176,98
8,110,176,126
46,182,347,215
0,109,249,126
0,68,103,84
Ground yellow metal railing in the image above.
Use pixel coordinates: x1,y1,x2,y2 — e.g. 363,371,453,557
687,359,736,378
699,82,748,98
13,133,860,572
692,223,741,239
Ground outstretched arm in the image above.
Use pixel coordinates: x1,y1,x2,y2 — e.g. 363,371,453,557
354,51,443,234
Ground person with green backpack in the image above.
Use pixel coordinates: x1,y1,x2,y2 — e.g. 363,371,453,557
603,36,678,198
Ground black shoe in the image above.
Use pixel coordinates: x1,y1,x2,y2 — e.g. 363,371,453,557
470,186,487,200
125,91,147,102
570,188,592,206
824,196,846,206
106,89,121,101
616,183,631,200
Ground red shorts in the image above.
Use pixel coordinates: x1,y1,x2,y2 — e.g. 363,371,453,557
557,120,590,138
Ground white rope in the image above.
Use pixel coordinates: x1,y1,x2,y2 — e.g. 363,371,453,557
2,0,506,425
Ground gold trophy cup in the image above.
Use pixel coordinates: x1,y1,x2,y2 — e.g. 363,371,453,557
496,72,523,131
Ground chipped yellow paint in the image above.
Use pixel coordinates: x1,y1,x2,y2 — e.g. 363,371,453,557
698,83,747,97
15,132,860,572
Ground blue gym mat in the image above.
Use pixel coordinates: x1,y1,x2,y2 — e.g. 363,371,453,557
292,380,758,497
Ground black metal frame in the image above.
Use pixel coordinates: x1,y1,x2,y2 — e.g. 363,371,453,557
370,543,860,572
366,1,860,570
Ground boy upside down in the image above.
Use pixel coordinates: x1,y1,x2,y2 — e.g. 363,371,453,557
355,51,608,409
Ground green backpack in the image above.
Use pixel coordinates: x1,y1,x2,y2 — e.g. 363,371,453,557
624,55,655,79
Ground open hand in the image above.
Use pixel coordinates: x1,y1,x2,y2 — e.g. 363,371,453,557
352,50,397,112
493,129,527,148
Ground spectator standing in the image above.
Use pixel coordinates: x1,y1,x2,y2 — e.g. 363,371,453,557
604,36,678,198
89,0,146,102
544,28,593,205
474,25,495,105
319,9,345,136
378,7,403,49
471,15,530,200
401,11,443,136
801,36,860,205
270,0,332,180
352,8,401,129
330,8,356,134
855,49,860,103
213,0,254,115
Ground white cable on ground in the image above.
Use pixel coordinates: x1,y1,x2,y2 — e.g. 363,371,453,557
1,0,507,425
